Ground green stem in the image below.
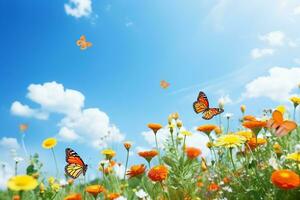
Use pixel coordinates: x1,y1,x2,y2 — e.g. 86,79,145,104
123,150,129,180
226,118,230,134
229,148,236,171
51,148,59,177
15,161,18,176
154,134,161,164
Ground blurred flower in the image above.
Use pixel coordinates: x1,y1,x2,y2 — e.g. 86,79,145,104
7,175,38,191
138,150,158,163
67,179,74,185
85,185,105,198
197,181,204,187
180,130,192,136
13,156,24,163
42,138,57,149
197,124,218,136
123,141,132,151
135,189,149,198
269,157,279,170
101,149,116,160
214,126,222,135
271,169,300,189
273,143,282,154
59,179,68,187
242,120,266,135
290,96,300,107
208,182,220,192
295,144,300,153
107,193,121,200
148,165,168,182
51,182,60,192
201,157,208,171
236,131,253,141
185,147,202,159
243,115,257,121
223,177,230,184
48,177,55,185
247,138,267,150
64,193,82,200
224,113,233,119
176,120,183,128
276,105,286,114
12,195,20,200
206,141,213,149
39,182,45,194
286,152,300,162
171,112,179,120
240,105,246,113
19,124,28,132
126,164,146,178
223,186,232,192
218,99,224,109
214,134,246,148
147,123,163,134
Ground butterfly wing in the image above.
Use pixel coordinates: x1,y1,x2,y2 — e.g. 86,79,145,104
193,92,209,114
65,164,83,179
86,42,92,47
274,121,297,137
202,108,224,120
65,148,87,179
272,110,284,124
160,80,169,89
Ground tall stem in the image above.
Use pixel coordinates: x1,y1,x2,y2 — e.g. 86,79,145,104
21,134,28,158
293,106,296,121
15,161,18,176
154,134,161,164
123,150,129,180
229,148,236,171
226,118,230,134
51,148,59,177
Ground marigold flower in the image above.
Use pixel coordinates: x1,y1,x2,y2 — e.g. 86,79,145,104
208,182,220,191
42,138,57,149
147,123,163,134
271,169,300,190
240,105,246,113
214,126,222,135
126,164,146,178
242,120,266,134
223,177,230,184
19,124,28,132
138,150,158,163
7,175,38,191
64,193,82,200
101,149,116,160
85,185,105,198
148,165,168,182
123,141,132,151
214,134,246,148
185,147,202,159
197,181,204,187
286,152,300,162
197,124,218,135
12,195,20,200
107,193,120,200
236,131,253,141
273,143,282,154
243,115,257,121
290,96,300,107
247,137,267,150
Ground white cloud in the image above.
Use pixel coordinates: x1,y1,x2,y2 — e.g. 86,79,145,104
259,31,286,46
293,5,300,15
0,162,14,190
64,0,92,18
12,82,124,149
218,95,232,106
242,67,300,102
10,101,48,120
0,137,20,150
251,48,274,59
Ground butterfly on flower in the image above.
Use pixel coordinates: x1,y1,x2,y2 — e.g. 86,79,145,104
193,91,224,120
267,110,297,137
65,148,88,179
76,35,92,50
160,80,170,89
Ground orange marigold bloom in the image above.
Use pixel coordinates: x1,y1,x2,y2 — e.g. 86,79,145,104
197,124,218,135
123,141,132,150
208,182,220,192
223,177,230,184
247,137,267,150
126,164,146,178
242,120,266,134
243,115,257,121
12,195,20,200
197,181,204,187
64,193,82,200
185,147,201,159
148,165,168,182
271,169,300,190
138,150,158,163
85,185,105,198
147,123,163,134
106,193,120,200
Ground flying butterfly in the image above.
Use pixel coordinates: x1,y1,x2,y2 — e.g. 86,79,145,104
266,110,297,137
65,148,88,179
76,35,92,50
160,80,170,89
193,91,224,120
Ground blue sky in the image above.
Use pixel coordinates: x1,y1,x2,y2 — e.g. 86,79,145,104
1,0,300,187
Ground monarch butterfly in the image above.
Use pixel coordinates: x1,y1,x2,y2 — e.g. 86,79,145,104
76,35,92,50
193,91,224,120
160,80,170,89
65,148,88,179
267,110,297,137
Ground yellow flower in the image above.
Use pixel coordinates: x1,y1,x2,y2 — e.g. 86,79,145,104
236,131,253,141
276,105,286,114
290,96,300,107
101,149,116,160
171,112,179,120
180,130,192,136
176,120,183,128
273,143,282,154
51,183,60,192
7,175,38,191
39,183,45,193
48,176,55,185
214,134,246,148
42,138,57,149
240,105,246,113
286,152,300,162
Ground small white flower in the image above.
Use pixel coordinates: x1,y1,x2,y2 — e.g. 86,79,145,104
59,179,68,187
223,186,232,192
268,157,279,170
224,113,233,119
14,156,24,162
135,189,149,198
295,144,300,153
116,196,127,200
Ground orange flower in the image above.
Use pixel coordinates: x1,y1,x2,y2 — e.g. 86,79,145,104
208,182,219,192
148,165,168,182
123,141,132,151
271,169,300,190
247,137,267,150
85,185,105,198
185,147,201,159
67,179,74,185
147,123,163,134
197,124,218,135
12,195,20,200
138,150,158,163
223,177,230,184
106,193,120,200
64,193,82,200
197,181,203,187
243,115,257,121
242,120,266,134
126,164,146,178
109,160,116,167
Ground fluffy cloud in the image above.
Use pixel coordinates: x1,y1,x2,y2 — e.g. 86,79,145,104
251,48,274,59
0,137,20,150
64,0,92,18
11,81,124,149
218,95,232,106
242,67,300,102
259,31,286,46
293,6,300,15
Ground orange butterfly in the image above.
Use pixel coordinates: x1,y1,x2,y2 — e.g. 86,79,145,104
193,91,224,120
267,110,297,137
65,148,88,179
76,35,92,50
160,80,170,89
19,124,28,132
